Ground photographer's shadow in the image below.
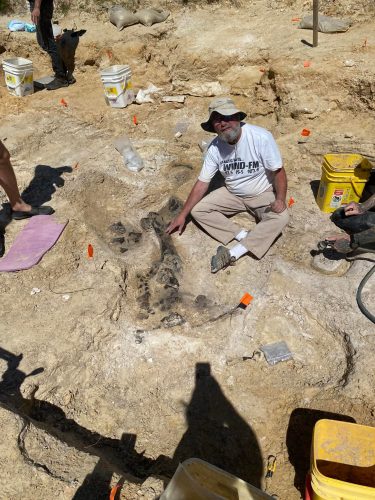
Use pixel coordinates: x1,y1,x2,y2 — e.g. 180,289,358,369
170,362,263,488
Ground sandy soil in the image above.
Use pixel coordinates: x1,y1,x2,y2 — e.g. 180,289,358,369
0,1,375,499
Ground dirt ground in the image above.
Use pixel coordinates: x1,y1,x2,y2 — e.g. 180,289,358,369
0,1,375,499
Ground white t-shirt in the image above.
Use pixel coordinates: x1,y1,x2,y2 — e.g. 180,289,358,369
198,123,282,197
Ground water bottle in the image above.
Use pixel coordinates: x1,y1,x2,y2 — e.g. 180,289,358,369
114,135,144,172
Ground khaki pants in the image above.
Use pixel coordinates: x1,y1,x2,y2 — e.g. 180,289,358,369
191,186,290,259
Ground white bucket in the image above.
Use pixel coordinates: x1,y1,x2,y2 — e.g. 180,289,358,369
100,65,134,108
2,57,34,97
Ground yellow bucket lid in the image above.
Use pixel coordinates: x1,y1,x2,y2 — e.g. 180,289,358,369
324,153,372,172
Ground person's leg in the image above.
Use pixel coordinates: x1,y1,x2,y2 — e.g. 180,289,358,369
241,190,290,259
191,186,247,245
0,141,31,212
331,207,375,233
0,141,54,219
329,208,375,252
33,0,67,87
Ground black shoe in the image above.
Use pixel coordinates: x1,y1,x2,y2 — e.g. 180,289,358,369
46,77,69,90
68,76,76,85
12,206,55,220
0,230,4,258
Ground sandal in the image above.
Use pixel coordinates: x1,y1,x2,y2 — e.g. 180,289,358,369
12,206,54,220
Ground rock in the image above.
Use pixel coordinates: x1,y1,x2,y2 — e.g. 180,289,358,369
219,66,262,96
172,80,224,97
290,107,314,119
162,95,186,103
139,477,164,499
194,294,208,309
161,312,185,327
311,251,352,276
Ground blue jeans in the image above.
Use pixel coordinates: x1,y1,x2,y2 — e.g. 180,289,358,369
29,0,66,79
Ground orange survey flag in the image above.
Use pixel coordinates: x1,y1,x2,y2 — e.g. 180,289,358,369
87,244,94,258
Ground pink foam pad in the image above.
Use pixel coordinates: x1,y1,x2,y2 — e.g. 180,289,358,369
0,215,68,272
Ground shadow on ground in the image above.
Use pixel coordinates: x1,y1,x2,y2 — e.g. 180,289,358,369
286,407,356,494
0,348,263,497
0,164,72,257
21,164,72,206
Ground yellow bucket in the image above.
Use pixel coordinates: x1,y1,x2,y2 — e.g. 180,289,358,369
311,419,375,500
316,154,372,213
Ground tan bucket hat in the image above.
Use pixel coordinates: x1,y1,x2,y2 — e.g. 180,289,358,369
201,97,247,133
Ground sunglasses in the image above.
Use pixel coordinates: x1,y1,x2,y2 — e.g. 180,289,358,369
211,113,241,123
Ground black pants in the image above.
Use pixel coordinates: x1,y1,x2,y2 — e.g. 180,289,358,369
29,0,66,79
331,207,375,250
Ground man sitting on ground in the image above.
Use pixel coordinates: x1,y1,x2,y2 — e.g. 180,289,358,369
0,140,54,256
327,195,375,253
166,97,289,273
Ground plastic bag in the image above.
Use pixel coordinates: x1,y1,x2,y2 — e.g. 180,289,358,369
135,83,162,104
24,23,36,32
7,20,25,31
52,24,62,38
109,6,139,30
299,14,351,33
135,8,170,27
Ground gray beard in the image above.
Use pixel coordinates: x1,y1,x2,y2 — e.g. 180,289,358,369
217,124,241,144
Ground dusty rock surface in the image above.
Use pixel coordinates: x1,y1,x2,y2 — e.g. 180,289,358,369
0,1,375,499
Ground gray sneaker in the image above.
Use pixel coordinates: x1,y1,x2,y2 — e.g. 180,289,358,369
211,246,235,273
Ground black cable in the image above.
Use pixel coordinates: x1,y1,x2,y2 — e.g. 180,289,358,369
356,263,375,324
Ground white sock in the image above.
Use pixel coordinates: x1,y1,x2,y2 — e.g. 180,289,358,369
230,243,248,261
235,229,248,241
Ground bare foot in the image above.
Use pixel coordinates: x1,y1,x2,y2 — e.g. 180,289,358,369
11,201,32,212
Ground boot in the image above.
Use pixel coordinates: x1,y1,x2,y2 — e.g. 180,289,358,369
46,77,69,90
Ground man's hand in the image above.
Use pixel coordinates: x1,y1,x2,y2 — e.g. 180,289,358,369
166,214,187,235
31,7,40,25
270,199,286,213
344,201,364,216
326,234,352,253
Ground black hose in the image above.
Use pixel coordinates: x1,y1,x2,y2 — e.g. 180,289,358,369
356,263,375,324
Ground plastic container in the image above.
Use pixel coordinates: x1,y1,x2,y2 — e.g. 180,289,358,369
100,64,134,108
310,419,375,500
316,154,372,213
114,135,144,172
2,57,33,97
160,458,274,500
52,24,62,38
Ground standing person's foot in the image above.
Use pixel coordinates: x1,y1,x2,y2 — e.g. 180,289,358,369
68,76,76,85
46,77,69,90
12,205,54,220
211,245,235,273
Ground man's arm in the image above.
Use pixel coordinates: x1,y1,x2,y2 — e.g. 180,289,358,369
345,193,375,216
166,180,209,235
270,167,287,213
31,0,42,25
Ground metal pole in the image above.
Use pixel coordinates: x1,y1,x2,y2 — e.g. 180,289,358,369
313,0,319,47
